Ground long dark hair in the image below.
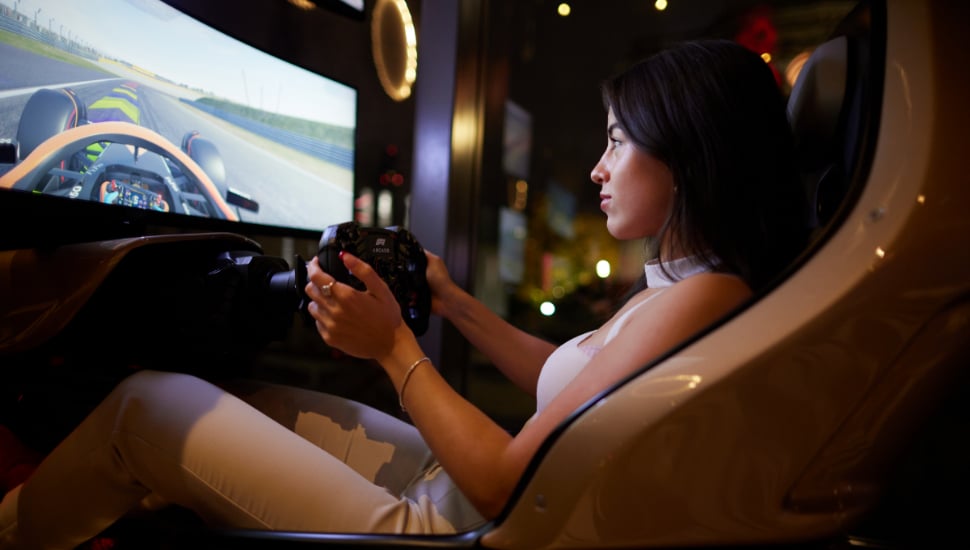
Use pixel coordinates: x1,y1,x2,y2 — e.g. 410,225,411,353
602,39,809,291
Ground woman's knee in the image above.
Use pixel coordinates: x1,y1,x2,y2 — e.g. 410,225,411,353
110,370,224,429
113,370,201,405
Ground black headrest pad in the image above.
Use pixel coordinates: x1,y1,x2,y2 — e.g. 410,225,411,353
787,36,849,172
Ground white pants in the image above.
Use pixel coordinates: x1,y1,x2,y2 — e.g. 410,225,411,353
0,370,483,549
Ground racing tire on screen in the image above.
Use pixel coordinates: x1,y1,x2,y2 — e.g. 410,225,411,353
16,88,85,159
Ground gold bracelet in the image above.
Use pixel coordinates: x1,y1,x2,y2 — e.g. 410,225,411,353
399,356,431,412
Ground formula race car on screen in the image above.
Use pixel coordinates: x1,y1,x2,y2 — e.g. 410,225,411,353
0,86,258,220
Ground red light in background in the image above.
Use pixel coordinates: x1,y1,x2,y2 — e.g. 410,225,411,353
735,8,777,54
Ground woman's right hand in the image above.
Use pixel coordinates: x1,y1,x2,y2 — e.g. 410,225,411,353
424,249,459,317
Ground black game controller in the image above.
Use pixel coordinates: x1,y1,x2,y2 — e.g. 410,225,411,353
317,221,431,335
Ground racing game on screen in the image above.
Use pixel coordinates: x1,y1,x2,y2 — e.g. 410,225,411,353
0,0,356,232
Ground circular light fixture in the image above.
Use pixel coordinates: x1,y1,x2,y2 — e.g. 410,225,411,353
371,0,418,101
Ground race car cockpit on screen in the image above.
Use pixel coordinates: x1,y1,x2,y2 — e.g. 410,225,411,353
2,87,257,221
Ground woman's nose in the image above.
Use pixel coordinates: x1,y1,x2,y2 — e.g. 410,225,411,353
590,160,607,185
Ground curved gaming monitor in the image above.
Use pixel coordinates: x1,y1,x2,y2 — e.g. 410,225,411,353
0,0,357,244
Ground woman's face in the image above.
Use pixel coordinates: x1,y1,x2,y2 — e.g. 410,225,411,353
590,108,675,240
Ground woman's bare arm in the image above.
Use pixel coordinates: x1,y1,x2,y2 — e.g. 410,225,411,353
308,254,751,519
424,251,557,395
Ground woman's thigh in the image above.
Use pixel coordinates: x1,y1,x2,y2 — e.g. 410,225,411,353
12,370,452,545
111,372,452,533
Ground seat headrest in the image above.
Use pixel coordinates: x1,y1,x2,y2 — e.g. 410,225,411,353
786,36,851,230
787,36,849,173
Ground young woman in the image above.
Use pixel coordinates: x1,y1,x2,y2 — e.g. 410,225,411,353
0,39,807,549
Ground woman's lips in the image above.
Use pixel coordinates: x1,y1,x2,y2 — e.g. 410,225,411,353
600,194,611,210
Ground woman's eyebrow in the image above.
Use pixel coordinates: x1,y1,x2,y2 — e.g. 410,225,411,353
607,122,620,135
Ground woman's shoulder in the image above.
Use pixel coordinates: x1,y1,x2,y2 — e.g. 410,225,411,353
587,271,753,381
630,270,751,305
618,272,752,340
675,270,751,294
660,271,753,312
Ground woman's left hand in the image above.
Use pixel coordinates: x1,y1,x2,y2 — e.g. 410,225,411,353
305,253,408,361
